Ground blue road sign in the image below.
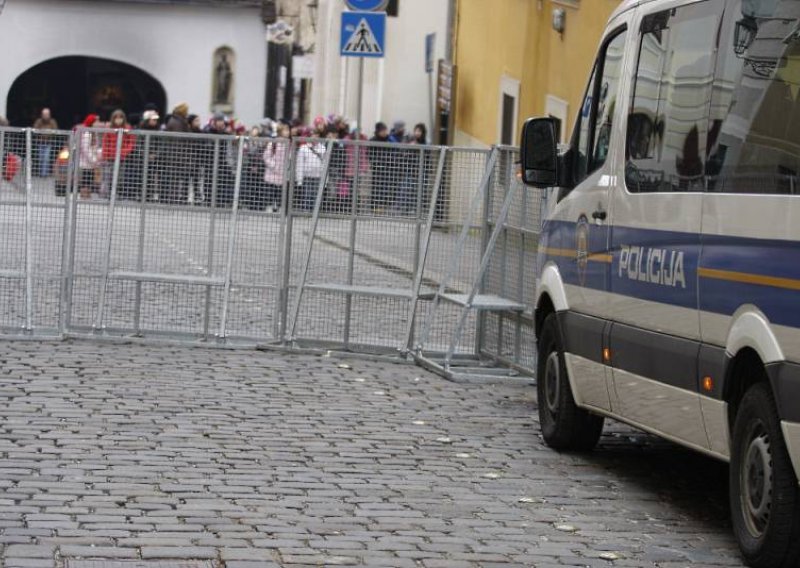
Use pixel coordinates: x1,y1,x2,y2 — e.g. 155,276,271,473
341,11,386,58
425,33,436,73
345,0,389,11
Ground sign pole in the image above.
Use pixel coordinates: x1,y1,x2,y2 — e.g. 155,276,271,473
425,33,436,137
357,58,365,139
428,71,434,137
340,5,386,139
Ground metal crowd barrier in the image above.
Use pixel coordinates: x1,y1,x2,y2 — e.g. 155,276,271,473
0,125,543,381
0,127,71,335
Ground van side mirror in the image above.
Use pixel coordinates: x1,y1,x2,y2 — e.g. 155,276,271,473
520,117,559,188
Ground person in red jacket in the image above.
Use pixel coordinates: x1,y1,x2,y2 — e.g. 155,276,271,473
100,109,136,198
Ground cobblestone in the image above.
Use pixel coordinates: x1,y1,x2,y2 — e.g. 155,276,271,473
0,340,745,566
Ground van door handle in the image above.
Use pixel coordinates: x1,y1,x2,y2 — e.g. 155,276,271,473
592,210,607,221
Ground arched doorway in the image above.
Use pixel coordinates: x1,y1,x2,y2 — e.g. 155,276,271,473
7,56,167,128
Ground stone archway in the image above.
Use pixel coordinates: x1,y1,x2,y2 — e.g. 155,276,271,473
7,56,167,128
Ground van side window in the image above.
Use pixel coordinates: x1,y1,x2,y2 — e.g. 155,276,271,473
573,29,627,185
592,32,627,169
625,2,723,193
706,1,800,194
575,66,598,183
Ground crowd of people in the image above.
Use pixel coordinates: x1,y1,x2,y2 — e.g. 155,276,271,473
6,103,433,213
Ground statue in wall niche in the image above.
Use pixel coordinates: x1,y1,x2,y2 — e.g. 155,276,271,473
212,47,235,113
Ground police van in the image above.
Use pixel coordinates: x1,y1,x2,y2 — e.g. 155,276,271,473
520,0,800,565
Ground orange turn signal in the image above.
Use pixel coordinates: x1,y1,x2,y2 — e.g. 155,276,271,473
702,376,714,392
602,348,612,364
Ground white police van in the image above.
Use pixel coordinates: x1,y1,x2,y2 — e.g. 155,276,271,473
520,0,800,565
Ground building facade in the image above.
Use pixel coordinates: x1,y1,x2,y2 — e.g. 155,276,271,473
0,0,268,127
264,0,318,123
453,0,621,148
311,0,451,136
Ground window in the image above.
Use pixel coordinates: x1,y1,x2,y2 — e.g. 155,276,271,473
501,95,516,145
498,76,520,146
549,116,563,145
545,95,569,144
387,0,399,17
705,0,800,194
574,65,598,183
572,29,627,185
625,2,722,192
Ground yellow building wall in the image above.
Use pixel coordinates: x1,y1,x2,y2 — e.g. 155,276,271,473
455,0,621,146
453,0,533,146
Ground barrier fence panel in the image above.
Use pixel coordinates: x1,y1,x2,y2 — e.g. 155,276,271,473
65,127,288,342
227,135,290,341
478,146,544,376
0,126,542,379
414,147,496,358
285,138,449,353
0,127,71,336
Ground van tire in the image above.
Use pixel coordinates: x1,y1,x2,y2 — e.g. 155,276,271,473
730,383,800,568
537,313,603,451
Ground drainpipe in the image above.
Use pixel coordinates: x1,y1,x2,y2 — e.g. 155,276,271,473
446,0,457,62
263,0,277,117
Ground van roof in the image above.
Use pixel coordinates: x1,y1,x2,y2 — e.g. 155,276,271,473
611,0,659,22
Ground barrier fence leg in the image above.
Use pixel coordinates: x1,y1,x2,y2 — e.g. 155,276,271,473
444,176,518,368
496,221,508,357
287,139,334,343
413,145,425,285
493,155,509,360
515,174,528,364
343,144,361,349
24,129,34,334
277,140,297,343
407,147,427,353
58,132,78,335
218,138,245,341
416,148,499,353
93,130,124,332
404,147,447,355
476,150,496,357
134,133,151,336
64,133,81,332
203,138,221,341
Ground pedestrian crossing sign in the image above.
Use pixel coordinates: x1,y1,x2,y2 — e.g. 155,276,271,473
341,11,386,58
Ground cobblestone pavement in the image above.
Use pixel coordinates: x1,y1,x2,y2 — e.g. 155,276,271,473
0,340,744,567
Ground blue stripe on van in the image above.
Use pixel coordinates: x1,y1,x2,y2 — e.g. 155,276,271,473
538,220,800,329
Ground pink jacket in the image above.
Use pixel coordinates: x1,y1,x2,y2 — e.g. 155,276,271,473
345,135,369,178
263,141,288,186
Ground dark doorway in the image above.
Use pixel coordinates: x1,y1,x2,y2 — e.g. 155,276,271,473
7,56,167,128
265,43,311,123
501,93,516,146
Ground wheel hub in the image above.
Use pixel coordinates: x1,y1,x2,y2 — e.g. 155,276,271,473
544,352,560,414
741,424,773,538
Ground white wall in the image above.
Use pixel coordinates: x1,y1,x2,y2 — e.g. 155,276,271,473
312,0,448,137
0,0,267,126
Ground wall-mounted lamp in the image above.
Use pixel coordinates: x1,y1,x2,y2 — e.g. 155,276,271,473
552,8,566,35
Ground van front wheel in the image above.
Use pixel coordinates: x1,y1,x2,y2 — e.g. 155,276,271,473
730,383,800,567
536,314,603,451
